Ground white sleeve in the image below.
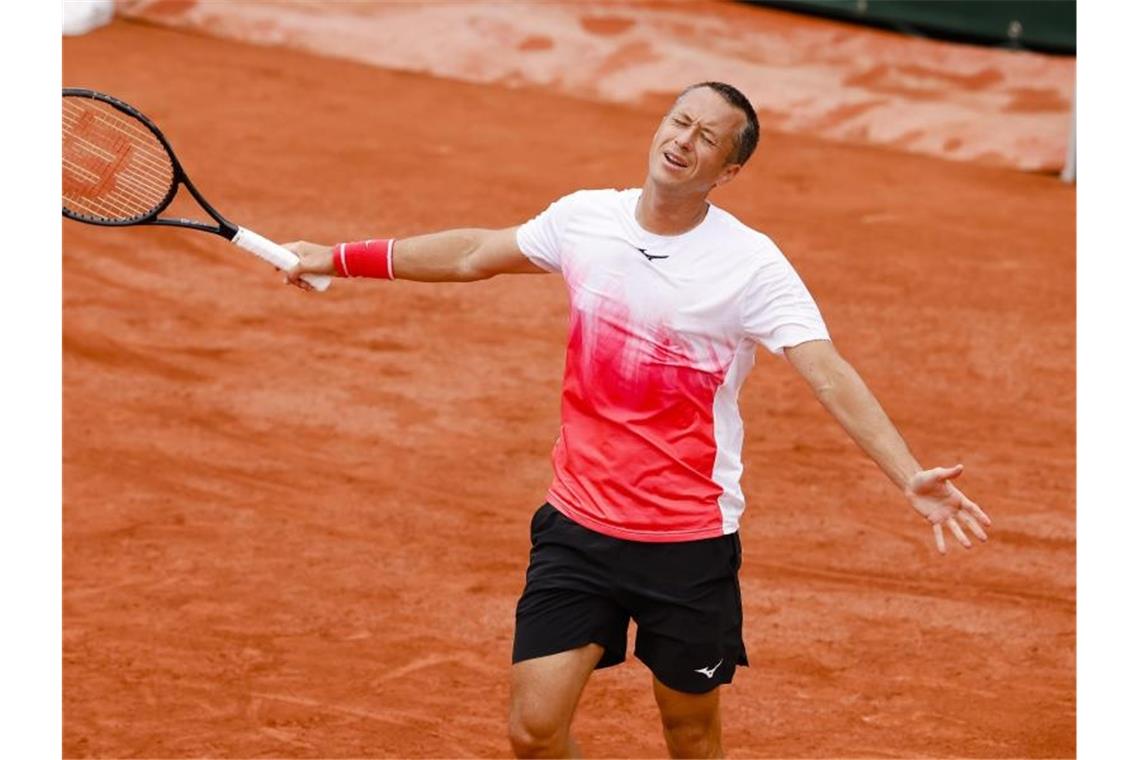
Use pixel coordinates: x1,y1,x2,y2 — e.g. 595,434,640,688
515,192,579,273
743,251,830,355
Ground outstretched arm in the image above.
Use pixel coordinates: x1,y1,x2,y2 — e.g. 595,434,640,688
282,226,546,287
784,339,991,554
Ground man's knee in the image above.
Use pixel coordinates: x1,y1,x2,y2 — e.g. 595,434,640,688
507,645,603,757
507,706,570,758
661,713,721,758
655,679,723,759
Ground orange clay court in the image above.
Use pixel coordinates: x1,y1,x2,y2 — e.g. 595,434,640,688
62,5,1074,758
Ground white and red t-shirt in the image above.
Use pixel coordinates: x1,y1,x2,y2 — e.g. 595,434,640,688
516,188,829,542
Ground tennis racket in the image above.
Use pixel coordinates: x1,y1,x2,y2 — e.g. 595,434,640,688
62,88,331,291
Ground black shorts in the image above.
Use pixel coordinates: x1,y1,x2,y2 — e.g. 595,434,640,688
512,503,748,695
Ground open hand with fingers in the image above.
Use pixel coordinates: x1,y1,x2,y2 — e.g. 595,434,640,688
905,464,992,554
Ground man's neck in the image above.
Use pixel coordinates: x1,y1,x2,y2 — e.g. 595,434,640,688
636,182,710,236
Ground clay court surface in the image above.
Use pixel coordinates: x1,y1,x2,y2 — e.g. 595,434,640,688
63,9,1074,759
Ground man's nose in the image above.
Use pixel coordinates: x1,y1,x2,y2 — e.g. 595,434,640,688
674,126,697,150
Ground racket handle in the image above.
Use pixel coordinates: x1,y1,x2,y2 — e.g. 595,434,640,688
232,226,332,292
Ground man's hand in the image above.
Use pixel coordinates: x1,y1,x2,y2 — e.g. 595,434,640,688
281,241,335,290
906,464,992,554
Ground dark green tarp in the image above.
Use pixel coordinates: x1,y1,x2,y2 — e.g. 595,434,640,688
746,1,1075,54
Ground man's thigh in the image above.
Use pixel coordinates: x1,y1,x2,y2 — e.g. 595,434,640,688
509,644,606,740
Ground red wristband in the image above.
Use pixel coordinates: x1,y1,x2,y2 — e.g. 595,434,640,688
332,238,396,279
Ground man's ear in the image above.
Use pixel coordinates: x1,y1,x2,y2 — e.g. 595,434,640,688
712,162,742,189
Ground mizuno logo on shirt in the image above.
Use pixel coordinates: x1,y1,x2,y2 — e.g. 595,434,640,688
632,244,669,262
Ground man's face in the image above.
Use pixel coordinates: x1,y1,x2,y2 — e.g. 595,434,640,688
647,87,746,193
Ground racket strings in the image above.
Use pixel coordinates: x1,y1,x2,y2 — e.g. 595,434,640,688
61,129,168,208
61,101,173,183
62,98,176,223
62,151,163,211
62,131,169,218
62,106,171,216
61,116,172,189
61,105,169,171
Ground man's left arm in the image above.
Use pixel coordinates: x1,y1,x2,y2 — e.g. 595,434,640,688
783,338,992,554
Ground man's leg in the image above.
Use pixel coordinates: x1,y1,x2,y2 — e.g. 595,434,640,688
653,677,723,759
508,643,605,758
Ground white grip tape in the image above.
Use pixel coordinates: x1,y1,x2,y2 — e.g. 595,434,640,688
232,226,332,292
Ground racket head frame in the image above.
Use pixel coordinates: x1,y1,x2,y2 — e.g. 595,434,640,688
62,87,239,240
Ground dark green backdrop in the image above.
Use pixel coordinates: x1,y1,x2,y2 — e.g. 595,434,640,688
746,1,1075,54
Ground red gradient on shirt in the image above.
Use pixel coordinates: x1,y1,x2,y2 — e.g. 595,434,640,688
548,297,731,540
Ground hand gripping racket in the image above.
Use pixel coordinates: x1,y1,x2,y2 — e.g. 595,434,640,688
62,88,331,291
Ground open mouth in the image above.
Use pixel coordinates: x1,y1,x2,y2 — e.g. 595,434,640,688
663,151,688,168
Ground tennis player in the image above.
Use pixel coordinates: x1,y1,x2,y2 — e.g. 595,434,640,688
283,82,991,759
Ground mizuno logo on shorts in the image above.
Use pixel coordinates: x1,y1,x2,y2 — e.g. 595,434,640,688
694,658,724,678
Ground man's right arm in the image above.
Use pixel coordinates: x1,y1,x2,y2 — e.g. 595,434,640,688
283,226,547,287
